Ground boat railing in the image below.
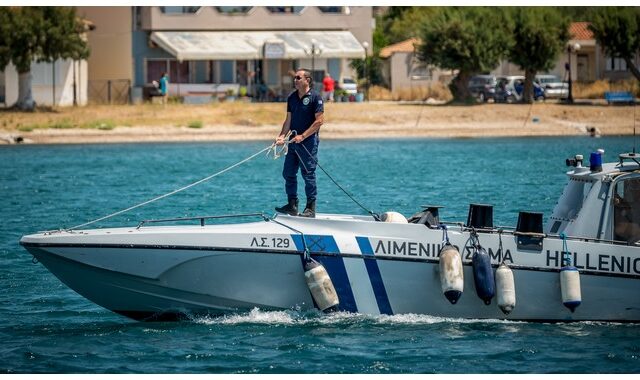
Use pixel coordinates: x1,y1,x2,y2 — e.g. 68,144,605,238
136,213,269,229
439,220,628,245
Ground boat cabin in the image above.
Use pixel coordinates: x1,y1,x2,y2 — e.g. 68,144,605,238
546,152,640,244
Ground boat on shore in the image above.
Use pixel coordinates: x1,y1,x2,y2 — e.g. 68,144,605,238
20,150,640,322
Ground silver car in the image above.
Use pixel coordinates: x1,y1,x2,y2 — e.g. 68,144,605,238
340,77,358,95
535,74,568,99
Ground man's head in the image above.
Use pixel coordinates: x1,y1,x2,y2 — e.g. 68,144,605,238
294,68,312,91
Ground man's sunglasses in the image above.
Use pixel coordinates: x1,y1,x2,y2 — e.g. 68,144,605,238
294,76,306,80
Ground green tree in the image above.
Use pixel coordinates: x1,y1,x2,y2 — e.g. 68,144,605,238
349,55,384,88
385,7,439,44
589,7,640,81
416,7,511,102
0,7,89,110
507,7,570,103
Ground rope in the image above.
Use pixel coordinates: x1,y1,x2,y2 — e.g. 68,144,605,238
469,227,480,248
560,232,572,266
497,229,505,264
440,224,450,245
67,145,273,231
266,130,293,159
294,140,379,220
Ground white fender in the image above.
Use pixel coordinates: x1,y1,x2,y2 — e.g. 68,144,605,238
380,211,408,223
560,266,581,312
495,262,516,315
439,244,464,304
304,260,339,312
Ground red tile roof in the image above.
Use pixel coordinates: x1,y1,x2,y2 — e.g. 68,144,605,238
379,38,420,58
378,23,591,59
570,22,593,40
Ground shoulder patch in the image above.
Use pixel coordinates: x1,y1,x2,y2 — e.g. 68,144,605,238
318,100,323,104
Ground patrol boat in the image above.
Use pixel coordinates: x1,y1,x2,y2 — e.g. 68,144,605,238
20,151,640,322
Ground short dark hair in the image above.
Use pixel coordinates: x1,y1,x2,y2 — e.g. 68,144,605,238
297,68,313,88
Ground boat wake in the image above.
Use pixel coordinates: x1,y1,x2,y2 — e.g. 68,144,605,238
192,307,528,326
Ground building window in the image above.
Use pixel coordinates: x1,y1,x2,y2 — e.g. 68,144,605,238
215,7,252,14
147,60,167,84
170,61,190,83
147,60,190,84
220,61,235,83
133,7,142,30
194,61,211,84
266,6,304,14
317,6,348,14
410,63,431,80
159,7,200,14
265,60,280,86
236,60,248,86
606,57,627,72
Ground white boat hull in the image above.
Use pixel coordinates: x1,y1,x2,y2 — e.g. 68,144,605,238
21,214,640,322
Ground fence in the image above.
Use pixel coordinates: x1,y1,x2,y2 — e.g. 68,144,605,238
88,79,131,104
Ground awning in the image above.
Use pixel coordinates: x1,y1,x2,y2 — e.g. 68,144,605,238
150,31,366,61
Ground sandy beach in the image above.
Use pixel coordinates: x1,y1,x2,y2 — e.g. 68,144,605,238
0,101,637,144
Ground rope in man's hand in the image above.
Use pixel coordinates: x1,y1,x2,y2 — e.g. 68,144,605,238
266,130,293,160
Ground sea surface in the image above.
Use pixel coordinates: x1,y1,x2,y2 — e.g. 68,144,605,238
1,136,639,374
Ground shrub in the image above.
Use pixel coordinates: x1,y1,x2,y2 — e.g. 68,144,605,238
50,119,74,129
573,79,640,99
84,120,116,130
187,120,203,129
369,83,453,102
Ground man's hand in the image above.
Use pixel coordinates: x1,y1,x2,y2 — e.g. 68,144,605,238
292,135,304,144
275,136,285,146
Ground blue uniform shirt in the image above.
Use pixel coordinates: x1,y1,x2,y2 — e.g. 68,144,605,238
287,89,323,143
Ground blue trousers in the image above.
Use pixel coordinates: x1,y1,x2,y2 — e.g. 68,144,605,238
283,141,318,201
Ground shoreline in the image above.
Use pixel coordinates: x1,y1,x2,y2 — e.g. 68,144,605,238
0,121,614,145
1,102,636,144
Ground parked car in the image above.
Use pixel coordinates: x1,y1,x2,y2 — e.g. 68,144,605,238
495,76,545,103
339,77,358,95
468,75,497,102
534,74,568,99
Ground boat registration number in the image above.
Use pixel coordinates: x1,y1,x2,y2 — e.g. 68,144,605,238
250,236,291,249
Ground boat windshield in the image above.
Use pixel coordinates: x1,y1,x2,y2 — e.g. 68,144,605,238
613,176,640,244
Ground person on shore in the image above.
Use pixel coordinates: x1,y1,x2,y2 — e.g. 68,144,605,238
159,72,169,104
274,68,324,218
322,72,335,102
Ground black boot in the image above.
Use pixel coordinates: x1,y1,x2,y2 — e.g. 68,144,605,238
299,199,316,218
275,198,298,216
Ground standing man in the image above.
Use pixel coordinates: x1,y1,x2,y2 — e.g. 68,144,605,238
274,68,324,218
322,72,335,102
159,72,169,104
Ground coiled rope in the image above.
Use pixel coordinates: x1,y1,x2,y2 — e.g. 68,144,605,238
265,130,293,159
67,144,276,231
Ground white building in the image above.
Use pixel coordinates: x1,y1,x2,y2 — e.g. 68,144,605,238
1,59,88,107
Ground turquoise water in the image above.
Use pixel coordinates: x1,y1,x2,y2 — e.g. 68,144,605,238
1,137,639,373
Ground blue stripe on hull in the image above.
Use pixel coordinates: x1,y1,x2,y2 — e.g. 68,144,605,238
356,237,393,315
291,234,340,254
